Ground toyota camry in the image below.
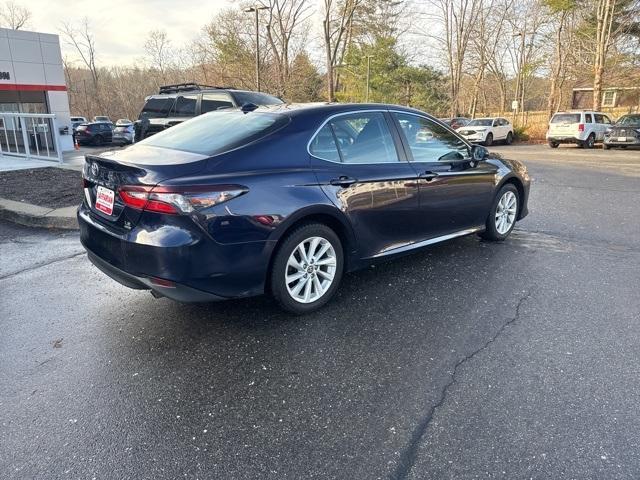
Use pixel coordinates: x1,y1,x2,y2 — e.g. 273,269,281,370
78,103,530,314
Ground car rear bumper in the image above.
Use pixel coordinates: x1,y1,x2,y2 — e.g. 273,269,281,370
78,204,274,301
86,249,225,302
546,135,583,144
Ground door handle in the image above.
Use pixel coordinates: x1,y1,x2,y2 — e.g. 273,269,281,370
330,176,357,187
420,171,439,182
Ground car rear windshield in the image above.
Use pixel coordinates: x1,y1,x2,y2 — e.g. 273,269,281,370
138,111,289,155
139,97,174,118
467,119,492,127
617,115,640,126
551,113,581,123
232,91,284,106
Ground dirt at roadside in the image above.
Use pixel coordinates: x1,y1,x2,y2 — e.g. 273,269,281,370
0,167,83,209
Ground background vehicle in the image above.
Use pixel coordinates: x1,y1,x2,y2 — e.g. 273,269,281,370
78,104,529,314
93,116,112,123
438,117,470,130
134,83,284,141
112,121,134,145
603,114,640,149
546,110,612,148
458,117,514,146
75,122,113,146
71,116,87,136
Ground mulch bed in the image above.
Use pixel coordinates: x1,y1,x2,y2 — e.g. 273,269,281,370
0,167,83,209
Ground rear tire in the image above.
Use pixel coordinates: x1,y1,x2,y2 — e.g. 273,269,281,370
484,133,493,146
270,223,344,315
505,131,513,145
548,141,559,148
479,184,519,241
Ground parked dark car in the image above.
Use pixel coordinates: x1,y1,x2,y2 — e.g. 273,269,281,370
75,122,113,146
134,83,284,141
603,114,640,149
78,103,530,314
438,117,470,130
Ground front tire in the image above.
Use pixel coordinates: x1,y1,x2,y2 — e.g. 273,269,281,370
484,133,493,146
479,184,519,241
270,223,344,314
583,133,595,149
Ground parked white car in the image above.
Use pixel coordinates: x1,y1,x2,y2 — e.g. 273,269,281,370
458,117,514,146
112,120,135,145
546,110,613,148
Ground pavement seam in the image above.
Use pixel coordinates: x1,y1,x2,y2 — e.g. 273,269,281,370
0,251,85,281
389,290,533,480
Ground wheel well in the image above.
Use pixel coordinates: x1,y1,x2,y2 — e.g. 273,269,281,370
264,213,355,292
501,177,525,218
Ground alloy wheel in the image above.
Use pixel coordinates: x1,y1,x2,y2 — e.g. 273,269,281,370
495,190,517,234
285,236,337,304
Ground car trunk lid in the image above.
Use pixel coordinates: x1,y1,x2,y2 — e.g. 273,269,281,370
83,145,208,230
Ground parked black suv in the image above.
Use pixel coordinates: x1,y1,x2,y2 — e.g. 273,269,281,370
75,122,114,146
134,83,284,141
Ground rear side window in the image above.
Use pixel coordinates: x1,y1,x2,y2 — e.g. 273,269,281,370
138,111,289,156
171,95,198,117
201,93,234,113
585,113,593,123
233,91,283,106
550,114,580,124
139,97,174,118
309,124,340,162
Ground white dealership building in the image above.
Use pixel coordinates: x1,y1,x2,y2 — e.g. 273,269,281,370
0,27,74,156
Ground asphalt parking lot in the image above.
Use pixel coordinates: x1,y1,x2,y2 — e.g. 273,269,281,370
1,144,639,479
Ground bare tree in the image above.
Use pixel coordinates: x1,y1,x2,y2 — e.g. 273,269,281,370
265,0,314,97
322,0,364,101
60,18,105,113
144,29,173,85
592,0,617,110
0,1,31,30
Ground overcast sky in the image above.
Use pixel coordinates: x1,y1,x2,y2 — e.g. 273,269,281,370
24,0,235,65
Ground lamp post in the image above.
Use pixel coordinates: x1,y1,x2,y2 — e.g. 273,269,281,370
364,55,373,102
244,4,269,92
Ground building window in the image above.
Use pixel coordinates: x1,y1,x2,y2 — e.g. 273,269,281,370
602,90,616,107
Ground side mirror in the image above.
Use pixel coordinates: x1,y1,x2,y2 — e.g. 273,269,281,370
470,144,488,162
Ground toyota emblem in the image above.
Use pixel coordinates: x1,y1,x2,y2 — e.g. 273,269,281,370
91,162,99,177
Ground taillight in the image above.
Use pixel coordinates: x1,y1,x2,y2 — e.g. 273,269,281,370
578,123,585,132
118,185,247,215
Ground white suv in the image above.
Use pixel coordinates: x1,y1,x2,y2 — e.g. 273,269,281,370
458,117,514,146
546,111,612,148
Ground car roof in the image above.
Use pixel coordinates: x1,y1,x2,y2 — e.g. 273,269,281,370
244,102,444,120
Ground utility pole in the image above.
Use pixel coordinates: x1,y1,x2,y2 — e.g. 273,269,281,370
244,4,269,92
365,55,373,102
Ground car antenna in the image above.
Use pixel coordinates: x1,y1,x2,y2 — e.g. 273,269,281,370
240,103,259,114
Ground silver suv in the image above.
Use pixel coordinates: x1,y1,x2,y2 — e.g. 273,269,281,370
546,111,613,148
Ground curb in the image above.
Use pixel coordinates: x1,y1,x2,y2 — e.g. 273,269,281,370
0,198,78,230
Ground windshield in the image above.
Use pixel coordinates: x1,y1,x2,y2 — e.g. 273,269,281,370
617,115,640,126
467,119,492,127
138,111,289,155
551,113,580,124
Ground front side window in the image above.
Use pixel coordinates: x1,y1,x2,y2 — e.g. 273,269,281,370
201,93,234,113
171,95,198,117
394,112,469,162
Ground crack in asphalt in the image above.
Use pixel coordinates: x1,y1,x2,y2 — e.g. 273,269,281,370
0,251,85,281
389,290,533,480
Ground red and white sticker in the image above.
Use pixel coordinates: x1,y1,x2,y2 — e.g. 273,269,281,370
95,185,115,215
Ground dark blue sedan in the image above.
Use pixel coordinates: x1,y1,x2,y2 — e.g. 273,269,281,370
78,103,530,314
